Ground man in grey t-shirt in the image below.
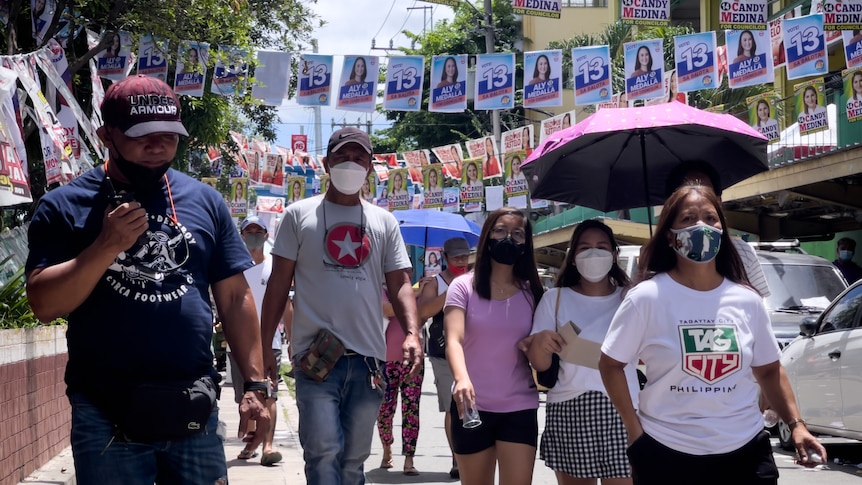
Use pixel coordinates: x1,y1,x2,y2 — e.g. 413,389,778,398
260,128,422,485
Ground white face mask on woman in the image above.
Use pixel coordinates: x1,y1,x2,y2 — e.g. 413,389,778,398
329,161,368,195
575,248,614,282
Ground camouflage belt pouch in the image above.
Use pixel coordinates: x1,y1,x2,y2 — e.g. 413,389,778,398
299,329,346,382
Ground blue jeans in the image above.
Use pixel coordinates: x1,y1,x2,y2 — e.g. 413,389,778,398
69,392,227,485
295,353,384,485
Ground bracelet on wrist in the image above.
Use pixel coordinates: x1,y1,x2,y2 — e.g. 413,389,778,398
787,417,806,430
243,380,269,394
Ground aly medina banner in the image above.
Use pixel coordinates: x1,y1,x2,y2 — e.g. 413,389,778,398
624,39,664,101
674,32,718,92
523,50,563,108
572,45,612,106
794,78,829,137
719,0,768,30
726,29,773,89
384,56,425,112
821,0,862,30
337,55,379,112
512,0,561,19
474,53,515,110
430,55,468,112
174,41,209,98
784,14,828,80
297,54,333,106
844,30,862,69
621,0,671,27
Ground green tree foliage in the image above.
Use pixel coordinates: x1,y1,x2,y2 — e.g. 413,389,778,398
0,0,322,211
372,0,525,154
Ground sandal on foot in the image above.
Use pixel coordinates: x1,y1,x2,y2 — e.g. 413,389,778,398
260,451,283,466
380,457,394,469
449,465,459,479
403,466,420,476
237,449,258,460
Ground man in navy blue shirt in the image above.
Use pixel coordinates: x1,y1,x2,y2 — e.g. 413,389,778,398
25,75,269,484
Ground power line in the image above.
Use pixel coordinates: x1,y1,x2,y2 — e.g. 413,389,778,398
371,0,398,43
390,1,416,43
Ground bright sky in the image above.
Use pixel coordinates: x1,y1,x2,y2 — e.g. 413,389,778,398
273,0,455,155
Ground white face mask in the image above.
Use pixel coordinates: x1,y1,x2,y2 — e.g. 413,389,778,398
574,248,614,283
329,161,368,195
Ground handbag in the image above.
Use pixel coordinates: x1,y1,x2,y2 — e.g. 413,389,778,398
298,328,346,382
113,376,217,442
535,288,563,389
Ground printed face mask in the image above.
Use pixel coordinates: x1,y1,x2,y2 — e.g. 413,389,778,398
574,248,614,282
670,224,723,263
329,161,368,195
838,250,854,262
488,236,525,265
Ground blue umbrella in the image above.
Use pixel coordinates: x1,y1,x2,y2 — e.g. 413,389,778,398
393,209,481,249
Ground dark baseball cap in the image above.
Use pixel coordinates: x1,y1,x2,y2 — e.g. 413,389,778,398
327,127,372,158
444,237,471,257
240,216,267,232
101,75,189,137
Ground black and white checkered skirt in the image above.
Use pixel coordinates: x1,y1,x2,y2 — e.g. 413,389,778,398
540,390,631,478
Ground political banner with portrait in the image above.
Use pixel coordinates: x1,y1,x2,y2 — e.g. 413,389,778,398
512,0,561,18
429,55,468,112
460,158,484,212
814,0,849,47
845,68,862,123
624,39,664,101
474,53,515,110
297,54,333,106
257,195,286,214
336,55,379,112
431,143,464,180
374,153,399,168
795,78,829,136
403,150,425,183
286,176,305,205
746,92,780,143
383,56,425,111
504,150,529,198
571,45,612,105
442,187,460,212
319,174,330,195
718,0,767,30
387,168,410,211
211,45,247,96
845,30,862,69
620,0,670,27
783,14,828,81
423,164,444,209
262,152,284,186
465,136,502,180
645,70,687,106
597,94,624,110
97,30,132,81
424,247,443,277
502,126,534,159
674,32,718,92
136,34,169,80
174,41,209,97
726,29,773,89
539,111,575,142
523,50,563,108
229,177,248,217
360,173,376,203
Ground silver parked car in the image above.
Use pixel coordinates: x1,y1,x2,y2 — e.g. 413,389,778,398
778,279,862,449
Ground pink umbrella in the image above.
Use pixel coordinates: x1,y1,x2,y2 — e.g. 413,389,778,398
522,101,768,214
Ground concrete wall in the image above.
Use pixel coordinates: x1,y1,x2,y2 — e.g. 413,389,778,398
0,326,69,485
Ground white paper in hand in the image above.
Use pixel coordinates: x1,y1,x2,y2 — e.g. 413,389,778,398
556,321,602,369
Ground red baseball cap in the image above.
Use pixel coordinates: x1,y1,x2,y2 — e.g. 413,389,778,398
101,75,189,137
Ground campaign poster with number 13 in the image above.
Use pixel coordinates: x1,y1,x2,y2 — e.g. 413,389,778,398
474,53,515,110
783,14,828,80
571,45,611,105
383,56,425,111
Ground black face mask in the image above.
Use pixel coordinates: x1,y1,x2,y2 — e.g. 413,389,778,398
488,236,525,266
110,147,172,194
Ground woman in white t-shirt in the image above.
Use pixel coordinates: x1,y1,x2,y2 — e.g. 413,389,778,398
599,185,825,483
445,207,545,484
528,219,636,485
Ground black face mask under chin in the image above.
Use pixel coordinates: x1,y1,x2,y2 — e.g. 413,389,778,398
488,237,525,266
110,149,172,194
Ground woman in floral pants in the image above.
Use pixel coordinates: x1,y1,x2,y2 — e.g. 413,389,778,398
377,290,424,476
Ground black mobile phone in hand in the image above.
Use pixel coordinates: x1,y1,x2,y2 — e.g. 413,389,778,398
110,191,136,208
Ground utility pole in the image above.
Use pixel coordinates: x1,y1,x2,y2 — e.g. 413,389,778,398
407,5,434,35
311,39,323,157
482,0,501,152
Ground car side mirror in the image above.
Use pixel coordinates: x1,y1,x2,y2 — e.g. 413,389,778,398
799,316,819,337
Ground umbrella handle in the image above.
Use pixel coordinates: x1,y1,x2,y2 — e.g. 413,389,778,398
639,131,654,236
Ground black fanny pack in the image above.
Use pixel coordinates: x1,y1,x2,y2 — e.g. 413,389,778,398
107,376,218,442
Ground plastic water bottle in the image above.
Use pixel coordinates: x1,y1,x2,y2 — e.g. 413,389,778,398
763,409,779,428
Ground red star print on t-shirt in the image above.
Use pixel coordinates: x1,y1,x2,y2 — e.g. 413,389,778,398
324,222,371,267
